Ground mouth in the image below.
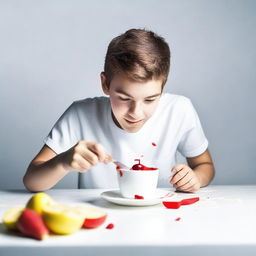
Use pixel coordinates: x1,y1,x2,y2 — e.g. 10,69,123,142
124,119,144,125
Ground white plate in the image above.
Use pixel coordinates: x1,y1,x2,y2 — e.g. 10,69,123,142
100,189,176,206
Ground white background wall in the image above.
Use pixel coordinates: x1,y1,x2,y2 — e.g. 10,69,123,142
1,0,256,189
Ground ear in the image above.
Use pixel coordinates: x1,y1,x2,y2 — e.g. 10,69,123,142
100,72,110,95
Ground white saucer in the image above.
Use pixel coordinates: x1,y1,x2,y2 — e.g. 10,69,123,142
100,189,176,206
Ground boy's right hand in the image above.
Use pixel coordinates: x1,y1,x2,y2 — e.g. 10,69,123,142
60,141,112,172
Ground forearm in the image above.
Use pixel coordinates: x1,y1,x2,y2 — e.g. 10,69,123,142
23,153,70,192
193,163,215,187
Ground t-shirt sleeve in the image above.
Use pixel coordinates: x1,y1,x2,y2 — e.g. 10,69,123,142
177,98,208,158
44,103,79,154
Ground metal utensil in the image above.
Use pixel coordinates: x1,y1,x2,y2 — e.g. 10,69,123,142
112,160,130,170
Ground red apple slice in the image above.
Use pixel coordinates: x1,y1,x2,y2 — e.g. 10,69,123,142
76,206,107,229
17,209,49,240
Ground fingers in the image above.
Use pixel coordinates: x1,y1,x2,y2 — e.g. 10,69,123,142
172,164,186,174
170,164,200,192
172,171,191,188
80,149,100,166
103,154,112,164
170,164,187,184
76,141,111,163
86,142,106,162
65,141,112,172
86,142,112,163
72,153,92,172
176,177,199,192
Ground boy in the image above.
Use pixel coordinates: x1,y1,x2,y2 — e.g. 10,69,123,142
23,29,215,193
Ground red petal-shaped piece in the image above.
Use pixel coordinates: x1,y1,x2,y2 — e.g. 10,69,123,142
162,201,181,209
181,197,200,205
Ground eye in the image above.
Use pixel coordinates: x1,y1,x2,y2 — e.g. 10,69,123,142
119,97,130,101
144,99,156,103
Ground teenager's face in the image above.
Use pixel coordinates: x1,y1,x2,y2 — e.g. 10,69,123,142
101,73,163,133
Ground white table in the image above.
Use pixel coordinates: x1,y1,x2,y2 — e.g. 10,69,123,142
1,185,256,256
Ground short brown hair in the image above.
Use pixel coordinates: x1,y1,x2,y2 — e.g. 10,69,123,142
104,28,170,88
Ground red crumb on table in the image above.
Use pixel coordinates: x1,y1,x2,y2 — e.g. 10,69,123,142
175,217,181,221
152,142,157,146
134,195,144,199
106,223,114,229
118,170,123,177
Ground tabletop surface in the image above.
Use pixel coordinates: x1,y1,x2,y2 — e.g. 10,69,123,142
1,185,256,256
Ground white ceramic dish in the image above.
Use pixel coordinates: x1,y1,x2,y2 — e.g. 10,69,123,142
116,168,159,199
101,189,176,206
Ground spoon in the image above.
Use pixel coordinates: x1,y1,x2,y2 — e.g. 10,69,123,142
112,160,130,170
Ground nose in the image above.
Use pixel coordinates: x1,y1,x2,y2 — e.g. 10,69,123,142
128,101,143,119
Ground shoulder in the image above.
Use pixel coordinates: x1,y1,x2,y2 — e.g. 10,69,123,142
58,96,109,122
71,96,110,124
157,93,198,127
160,93,193,111
72,96,109,109
68,96,109,114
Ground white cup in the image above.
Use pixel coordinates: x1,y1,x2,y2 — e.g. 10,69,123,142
116,169,159,199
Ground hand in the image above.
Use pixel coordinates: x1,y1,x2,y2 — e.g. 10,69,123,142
61,141,112,172
170,164,201,192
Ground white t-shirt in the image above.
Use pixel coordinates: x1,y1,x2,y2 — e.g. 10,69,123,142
44,93,208,188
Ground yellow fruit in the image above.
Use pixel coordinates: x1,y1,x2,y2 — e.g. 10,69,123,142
2,206,24,230
26,192,54,214
42,204,86,235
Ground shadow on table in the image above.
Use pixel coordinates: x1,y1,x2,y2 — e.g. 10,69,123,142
83,198,161,210
0,223,24,238
1,189,31,194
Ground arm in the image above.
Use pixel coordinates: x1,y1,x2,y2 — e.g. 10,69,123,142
23,142,112,192
187,149,215,187
170,149,215,192
23,145,69,192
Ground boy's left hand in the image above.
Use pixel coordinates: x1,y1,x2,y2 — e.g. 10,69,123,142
170,164,201,192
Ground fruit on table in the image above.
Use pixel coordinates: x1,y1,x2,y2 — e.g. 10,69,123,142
2,193,109,239
42,204,85,235
76,206,107,228
17,209,49,240
2,206,24,230
26,192,54,214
